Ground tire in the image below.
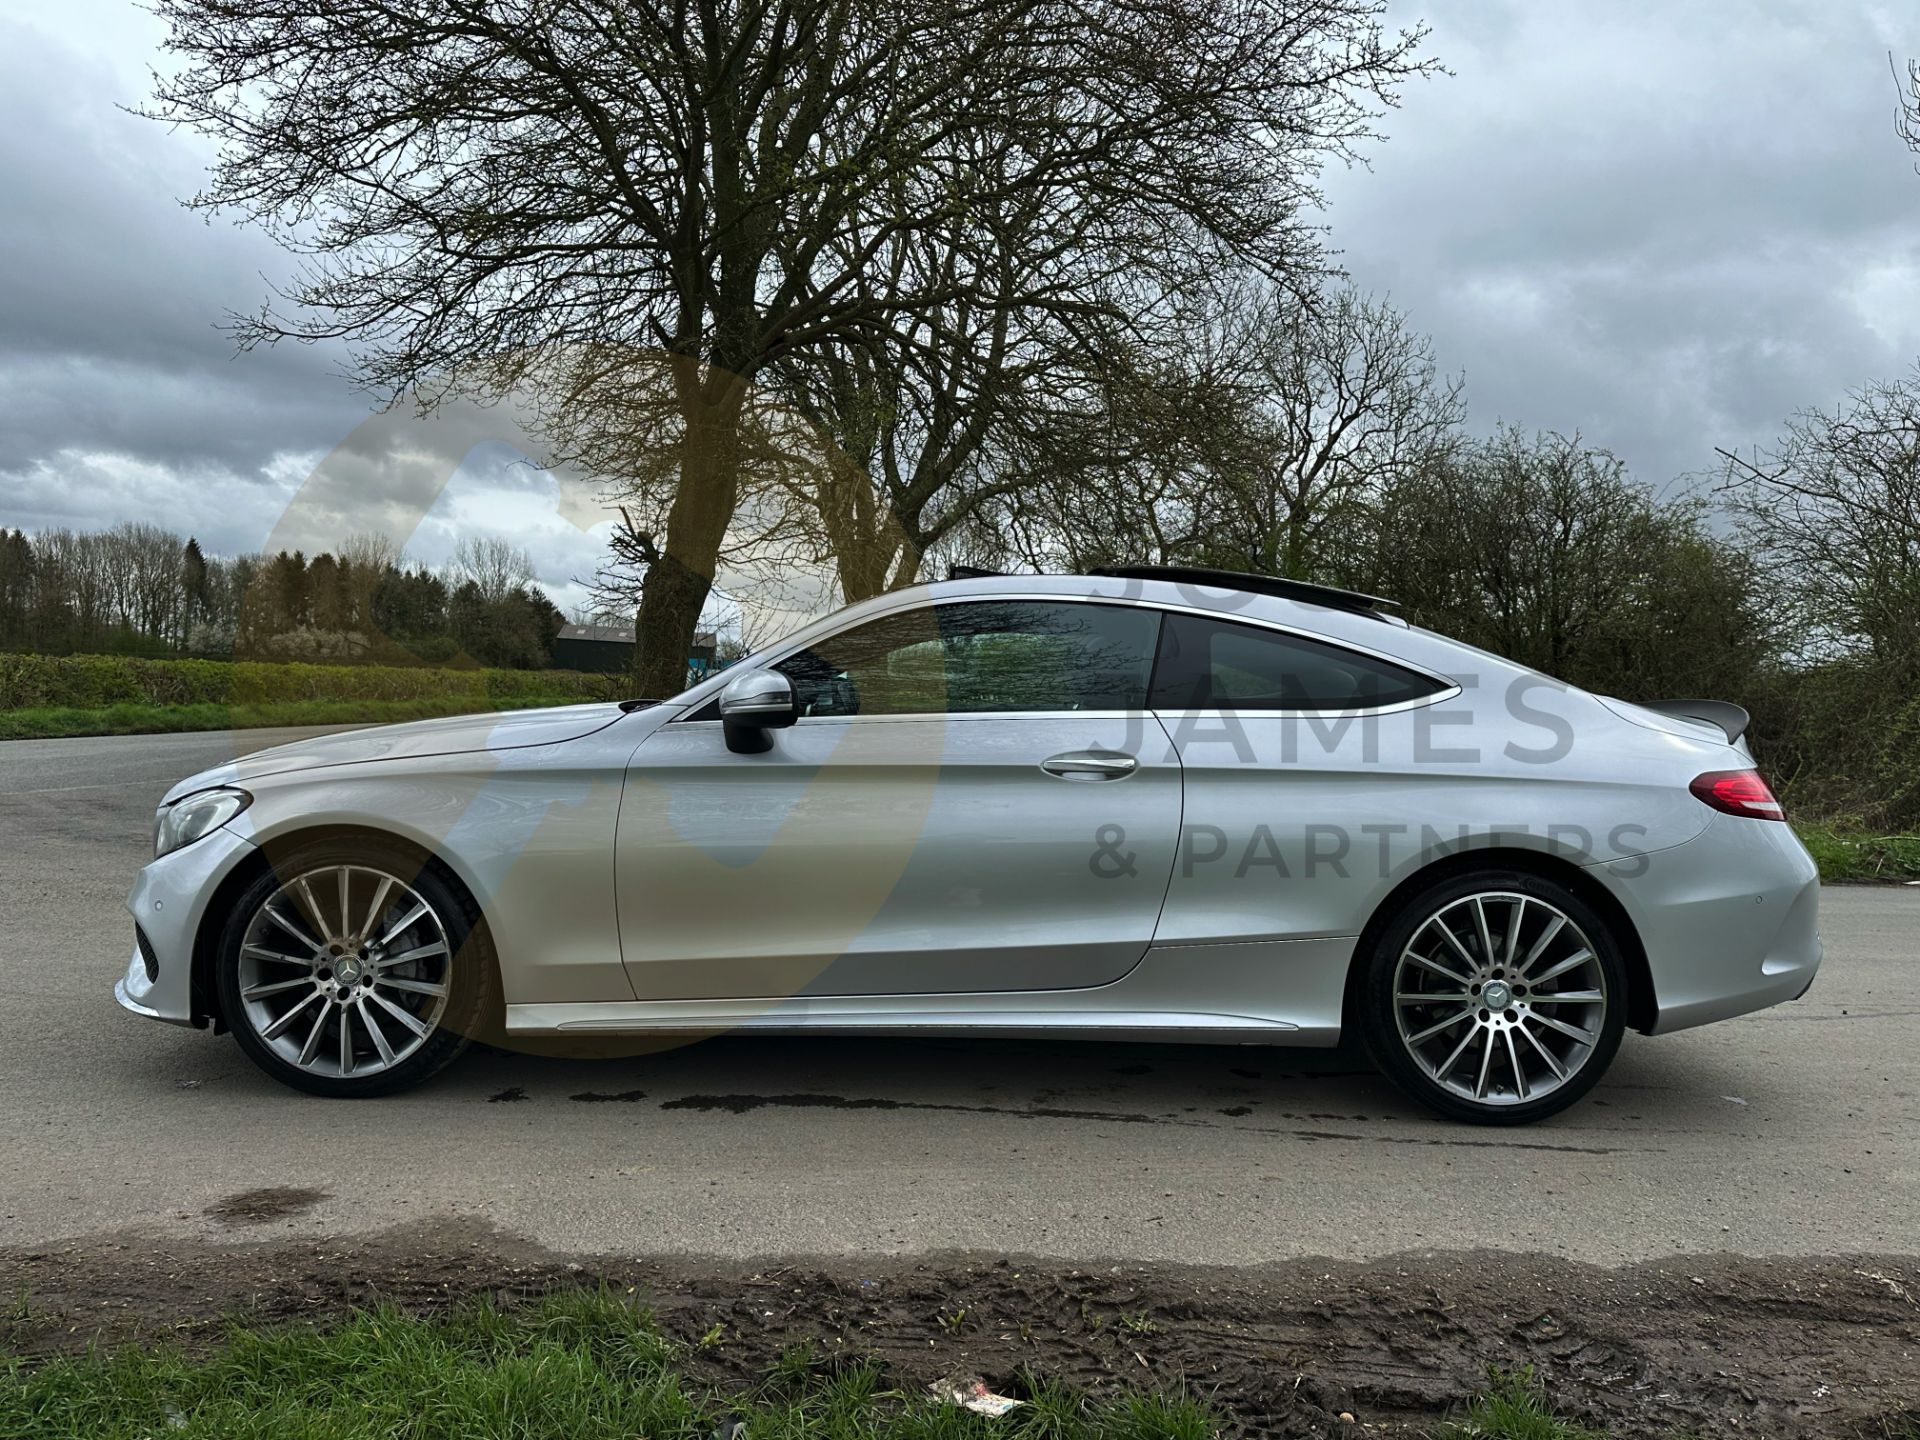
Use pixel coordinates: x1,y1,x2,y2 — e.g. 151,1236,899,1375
216,836,494,1097
1358,868,1627,1125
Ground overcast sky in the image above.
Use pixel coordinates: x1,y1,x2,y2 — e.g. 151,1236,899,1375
2,0,1917,612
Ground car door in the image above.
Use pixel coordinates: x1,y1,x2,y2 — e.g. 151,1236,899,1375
613,597,1182,1000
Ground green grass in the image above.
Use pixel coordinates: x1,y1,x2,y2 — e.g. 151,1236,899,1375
1432,1369,1602,1440
0,1290,1219,1440
0,695,598,741
1795,824,1920,883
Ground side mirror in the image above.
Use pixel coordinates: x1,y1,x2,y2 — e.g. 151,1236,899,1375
718,669,798,754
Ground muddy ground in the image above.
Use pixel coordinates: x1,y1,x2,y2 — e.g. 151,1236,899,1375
3,1212,1917,1438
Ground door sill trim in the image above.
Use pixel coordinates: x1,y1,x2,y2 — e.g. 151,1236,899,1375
507,999,1299,1037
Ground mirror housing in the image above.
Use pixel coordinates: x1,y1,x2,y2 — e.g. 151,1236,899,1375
718,669,798,753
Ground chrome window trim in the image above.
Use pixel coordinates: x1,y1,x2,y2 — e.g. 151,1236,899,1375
670,590,1460,725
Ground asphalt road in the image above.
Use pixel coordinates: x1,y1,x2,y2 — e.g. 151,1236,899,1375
2,727,1915,1265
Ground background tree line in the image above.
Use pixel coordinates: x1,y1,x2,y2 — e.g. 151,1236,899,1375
0,527,565,671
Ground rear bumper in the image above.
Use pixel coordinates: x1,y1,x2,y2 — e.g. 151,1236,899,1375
116,825,259,1028
1587,812,1821,1034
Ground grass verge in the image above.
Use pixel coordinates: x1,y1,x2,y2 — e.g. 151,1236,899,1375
0,696,594,741
1432,1369,1600,1440
1795,824,1920,883
0,1290,1215,1440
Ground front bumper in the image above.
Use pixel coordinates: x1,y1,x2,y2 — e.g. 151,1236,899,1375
116,825,259,1028
1588,810,1822,1034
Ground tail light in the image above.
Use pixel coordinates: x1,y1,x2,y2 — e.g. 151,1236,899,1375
1689,769,1786,821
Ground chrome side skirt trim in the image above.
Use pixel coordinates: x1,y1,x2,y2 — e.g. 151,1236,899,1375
507,936,1354,1044
507,1001,1296,1039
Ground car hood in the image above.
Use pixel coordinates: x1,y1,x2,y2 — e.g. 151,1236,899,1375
162,702,631,803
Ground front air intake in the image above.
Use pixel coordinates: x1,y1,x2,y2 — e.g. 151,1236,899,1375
135,925,160,983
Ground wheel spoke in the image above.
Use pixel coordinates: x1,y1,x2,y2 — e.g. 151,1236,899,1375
261,990,322,1040
1472,897,1497,968
359,999,396,1066
1517,915,1568,975
1504,1029,1529,1100
1532,1011,1596,1044
260,902,321,954
293,876,336,945
1435,1024,1479,1080
1406,1009,1474,1045
1473,1029,1496,1098
1518,1021,1569,1080
374,941,448,969
360,875,395,942
296,1002,330,1066
1427,918,1479,971
1396,989,1471,1005
1531,949,1594,986
242,975,313,1001
376,902,431,948
377,975,448,998
242,942,310,967
1404,950,1474,989
337,868,353,942
368,990,430,1038
338,1004,355,1074
1503,897,1526,968
1531,989,1604,1004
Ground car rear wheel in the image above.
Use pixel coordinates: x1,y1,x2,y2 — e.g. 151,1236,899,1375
1360,870,1626,1124
216,837,492,1097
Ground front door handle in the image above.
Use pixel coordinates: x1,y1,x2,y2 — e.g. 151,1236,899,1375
1040,749,1138,781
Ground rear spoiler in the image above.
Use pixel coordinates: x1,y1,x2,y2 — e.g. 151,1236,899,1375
1642,699,1750,744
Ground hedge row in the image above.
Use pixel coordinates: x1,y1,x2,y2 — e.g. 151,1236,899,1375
0,652,625,711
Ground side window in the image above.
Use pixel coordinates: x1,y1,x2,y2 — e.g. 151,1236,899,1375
1150,613,1443,711
776,601,1161,717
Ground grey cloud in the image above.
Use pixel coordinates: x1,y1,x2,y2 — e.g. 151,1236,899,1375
2,0,1916,581
1322,0,1920,489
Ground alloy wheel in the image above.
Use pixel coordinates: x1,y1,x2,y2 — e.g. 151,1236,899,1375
1391,890,1607,1108
235,864,453,1080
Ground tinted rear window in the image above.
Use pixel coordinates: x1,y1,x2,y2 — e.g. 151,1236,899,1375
1150,613,1444,710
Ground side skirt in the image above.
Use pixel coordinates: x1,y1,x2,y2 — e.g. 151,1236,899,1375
505,936,1354,1046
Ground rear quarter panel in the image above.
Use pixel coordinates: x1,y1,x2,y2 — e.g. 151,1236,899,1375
1152,669,1730,949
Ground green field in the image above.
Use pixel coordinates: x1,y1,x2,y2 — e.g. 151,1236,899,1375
0,652,624,741
0,695,603,741
0,652,622,712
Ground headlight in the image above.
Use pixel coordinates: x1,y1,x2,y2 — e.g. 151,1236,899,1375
154,787,251,858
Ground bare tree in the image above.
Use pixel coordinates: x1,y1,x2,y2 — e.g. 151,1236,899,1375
986,280,1461,577
1898,55,1920,160
148,0,1435,694
1718,372,1920,670
450,536,536,606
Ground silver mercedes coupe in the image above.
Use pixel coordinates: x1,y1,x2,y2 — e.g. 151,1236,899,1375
117,566,1821,1122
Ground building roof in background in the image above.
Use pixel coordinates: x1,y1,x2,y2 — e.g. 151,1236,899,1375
557,623,716,646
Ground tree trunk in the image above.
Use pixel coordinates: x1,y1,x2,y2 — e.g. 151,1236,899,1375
629,380,748,697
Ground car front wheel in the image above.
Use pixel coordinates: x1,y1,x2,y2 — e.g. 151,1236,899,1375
1360,870,1627,1124
216,838,492,1097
